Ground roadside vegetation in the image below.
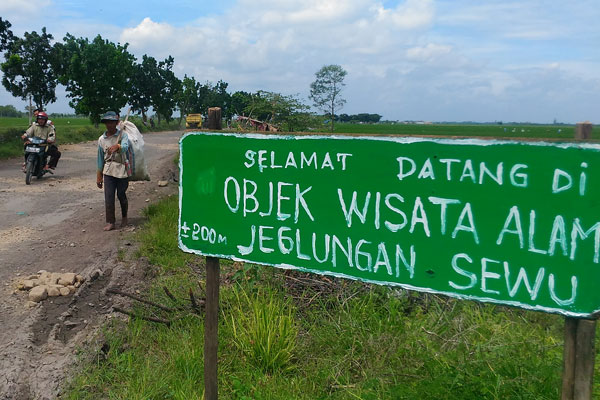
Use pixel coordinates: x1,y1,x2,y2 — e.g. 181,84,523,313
63,194,600,399
3,116,597,161
0,115,182,159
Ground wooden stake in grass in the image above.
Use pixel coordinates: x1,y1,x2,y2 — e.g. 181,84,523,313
561,121,597,400
204,256,220,400
204,110,222,400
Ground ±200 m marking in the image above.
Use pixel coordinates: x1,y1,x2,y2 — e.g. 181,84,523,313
180,221,227,244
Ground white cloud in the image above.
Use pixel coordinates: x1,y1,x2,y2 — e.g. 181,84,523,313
115,0,438,93
0,0,52,28
406,43,452,62
0,0,51,16
375,0,434,29
121,18,180,49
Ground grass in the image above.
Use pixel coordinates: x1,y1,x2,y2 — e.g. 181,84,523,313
330,122,600,140
228,286,298,373
63,194,600,400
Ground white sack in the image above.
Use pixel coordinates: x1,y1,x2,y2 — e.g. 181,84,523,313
121,121,150,181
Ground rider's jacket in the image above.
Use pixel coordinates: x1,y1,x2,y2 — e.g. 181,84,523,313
24,123,55,143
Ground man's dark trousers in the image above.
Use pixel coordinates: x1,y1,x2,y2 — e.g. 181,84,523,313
104,174,128,224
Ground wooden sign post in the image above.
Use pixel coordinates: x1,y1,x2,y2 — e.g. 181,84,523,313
562,318,596,399
203,109,222,400
561,122,597,400
179,127,600,397
204,256,220,400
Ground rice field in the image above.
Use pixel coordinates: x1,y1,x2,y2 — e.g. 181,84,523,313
332,122,599,140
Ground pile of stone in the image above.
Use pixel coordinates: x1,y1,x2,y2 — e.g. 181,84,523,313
16,270,85,302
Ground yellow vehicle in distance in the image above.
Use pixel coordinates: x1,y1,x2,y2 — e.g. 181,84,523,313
185,113,203,129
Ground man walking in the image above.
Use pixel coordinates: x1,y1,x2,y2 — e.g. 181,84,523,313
97,111,130,231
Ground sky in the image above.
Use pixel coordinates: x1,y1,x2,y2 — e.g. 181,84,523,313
1,0,599,123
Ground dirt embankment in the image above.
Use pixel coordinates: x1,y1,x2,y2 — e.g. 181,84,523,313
0,131,181,400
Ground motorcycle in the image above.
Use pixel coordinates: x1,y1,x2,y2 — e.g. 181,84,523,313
23,136,53,185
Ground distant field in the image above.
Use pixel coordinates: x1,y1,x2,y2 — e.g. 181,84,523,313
332,122,599,140
0,116,92,129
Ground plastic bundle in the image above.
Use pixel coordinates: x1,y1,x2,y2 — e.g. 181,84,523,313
120,121,150,181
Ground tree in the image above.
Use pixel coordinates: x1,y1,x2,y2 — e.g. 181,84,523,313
197,80,231,119
230,91,252,116
244,90,275,122
1,27,59,110
240,91,311,132
369,113,382,123
57,34,135,125
309,64,347,133
175,74,200,126
0,104,22,117
0,17,14,52
150,56,181,124
129,55,159,122
275,93,311,132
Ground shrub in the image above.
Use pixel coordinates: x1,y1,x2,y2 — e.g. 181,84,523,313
228,285,298,373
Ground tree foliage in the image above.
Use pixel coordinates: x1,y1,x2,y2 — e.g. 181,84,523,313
309,64,347,133
56,34,135,125
175,74,200,125
0,17,14,52
0,104,23,117
197,80,231,119
0,23,363,133
129,55,159,121
230,91,253,116
339,113,382,123
151,56,181,124
1,27,59,110
237,91,312,131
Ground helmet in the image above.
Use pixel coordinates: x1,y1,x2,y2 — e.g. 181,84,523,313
36,112,48,120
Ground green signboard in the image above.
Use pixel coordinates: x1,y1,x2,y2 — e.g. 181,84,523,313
179,132,600,317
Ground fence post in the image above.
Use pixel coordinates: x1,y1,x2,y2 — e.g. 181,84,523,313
562,121,596,400
575,122,592,140
204,110,222,399
562,318,577,399
204,256,220,400
574,319,596,399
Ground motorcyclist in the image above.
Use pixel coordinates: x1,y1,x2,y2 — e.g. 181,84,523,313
21,111,61,171
32,108,55,129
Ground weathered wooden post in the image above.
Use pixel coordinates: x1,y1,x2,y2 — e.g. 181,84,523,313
561,121,596,400
204,256,220,400
203,109,222,400
575,122,593,140
207,107,222,131
562,318,597,400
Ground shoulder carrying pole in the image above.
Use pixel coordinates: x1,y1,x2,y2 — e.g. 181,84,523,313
116,107,132,145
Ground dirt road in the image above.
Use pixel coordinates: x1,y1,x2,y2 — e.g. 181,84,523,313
0,130,182,400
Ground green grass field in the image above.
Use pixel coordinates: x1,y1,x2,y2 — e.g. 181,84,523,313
332,122,600,140
0,116,92,129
